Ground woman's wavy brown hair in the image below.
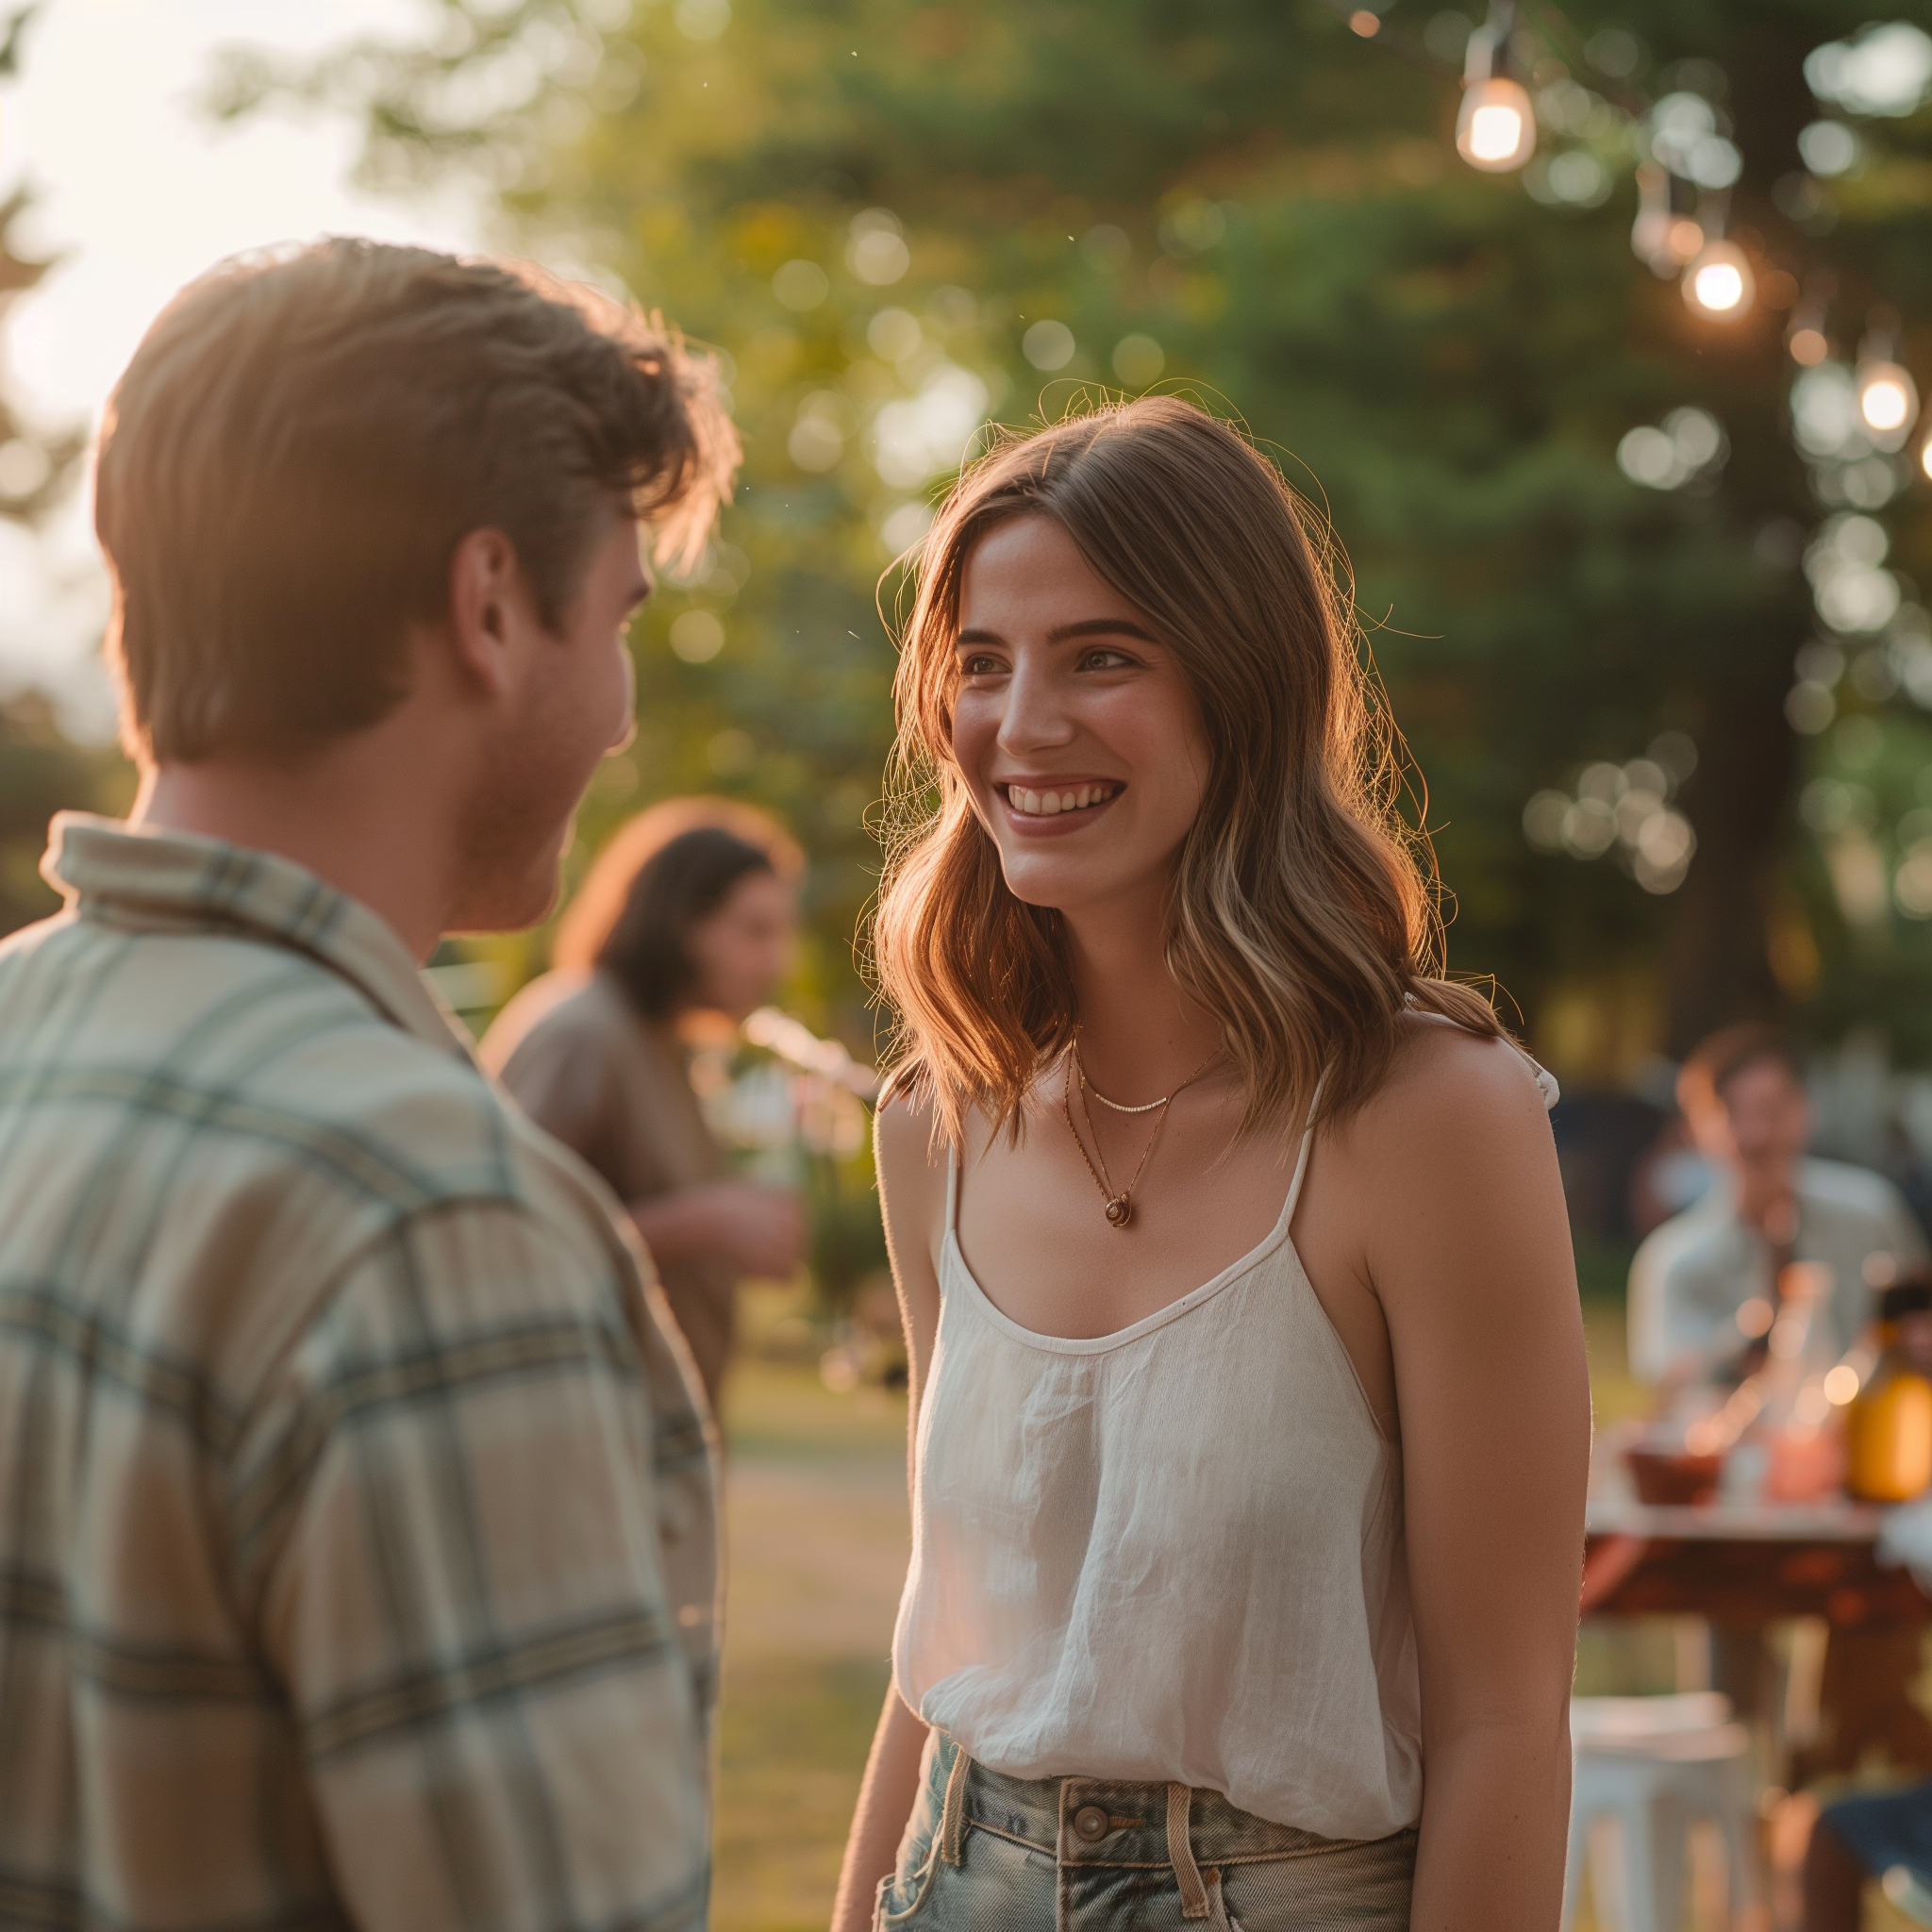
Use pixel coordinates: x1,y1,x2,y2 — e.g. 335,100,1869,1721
871,395,1502,1145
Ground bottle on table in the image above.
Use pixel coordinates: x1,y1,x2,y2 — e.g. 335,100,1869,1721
1847,1280,1932,1504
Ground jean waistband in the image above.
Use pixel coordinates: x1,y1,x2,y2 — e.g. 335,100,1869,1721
932,1733,1392,1885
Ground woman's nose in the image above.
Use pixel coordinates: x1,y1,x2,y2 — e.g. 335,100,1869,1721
997,659,1074,754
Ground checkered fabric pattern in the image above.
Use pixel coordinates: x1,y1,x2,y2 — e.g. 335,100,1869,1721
0,815,720,1932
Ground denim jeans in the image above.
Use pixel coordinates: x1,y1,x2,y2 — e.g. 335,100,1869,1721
876,1733,1417,1931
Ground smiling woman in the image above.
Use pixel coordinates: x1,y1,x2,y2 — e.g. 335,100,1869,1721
838,397,1591,1932
874,396,1501,1144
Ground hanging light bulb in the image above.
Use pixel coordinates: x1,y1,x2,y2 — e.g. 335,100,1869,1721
1456,11,1536,174
1457,76,1536,169
1922,426,1932,483
1682,239,1754,320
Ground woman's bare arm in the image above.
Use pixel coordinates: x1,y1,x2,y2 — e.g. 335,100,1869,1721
1347,1033,1590,1932
829,1095,948,1932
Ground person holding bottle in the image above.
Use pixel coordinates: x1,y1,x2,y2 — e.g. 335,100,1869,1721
1630,1024,1925,1391
484,796,807,1412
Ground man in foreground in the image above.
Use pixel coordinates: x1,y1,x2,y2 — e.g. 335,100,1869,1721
0,239,737,1931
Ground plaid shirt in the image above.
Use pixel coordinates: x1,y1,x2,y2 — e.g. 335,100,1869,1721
0,815,720,1932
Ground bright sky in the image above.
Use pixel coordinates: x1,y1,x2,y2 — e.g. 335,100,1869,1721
0,0,486,735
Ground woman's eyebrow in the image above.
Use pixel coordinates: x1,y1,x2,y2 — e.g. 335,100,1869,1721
954,617,1158,647
1046,617,1159,644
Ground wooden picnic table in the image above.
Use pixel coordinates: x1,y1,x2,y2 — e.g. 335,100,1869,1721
1582,1496,1932,1782
1582,1499,1932,1626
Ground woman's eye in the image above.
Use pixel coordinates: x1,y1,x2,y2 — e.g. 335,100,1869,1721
960,654,1002,675
1079,647,1133,671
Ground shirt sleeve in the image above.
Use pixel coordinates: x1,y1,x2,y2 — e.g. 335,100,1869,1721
226,1199,712,1932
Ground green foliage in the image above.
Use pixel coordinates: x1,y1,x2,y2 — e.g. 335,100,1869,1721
229,0,1932,1069
0,693,131,936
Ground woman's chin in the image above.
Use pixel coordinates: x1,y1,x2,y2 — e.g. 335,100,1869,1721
997,852,1138,915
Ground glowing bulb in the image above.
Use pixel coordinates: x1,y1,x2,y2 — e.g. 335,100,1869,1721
1456,77,1536,173
1864,380,1910,431
1923,430,1932,482
1682,241,1754,321
1469,103,1523,158
1856,358,1918,447
1824,1364,1861,1406
1790,327,1828,366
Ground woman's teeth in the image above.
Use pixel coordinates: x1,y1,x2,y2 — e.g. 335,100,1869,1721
1007,784,1116,816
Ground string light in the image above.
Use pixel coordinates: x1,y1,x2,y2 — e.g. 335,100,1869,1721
1683,239,1754,320
1456,8,1535,174
1855,333,1919,448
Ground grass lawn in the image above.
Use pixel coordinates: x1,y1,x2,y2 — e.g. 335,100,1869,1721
712,1357,906,1932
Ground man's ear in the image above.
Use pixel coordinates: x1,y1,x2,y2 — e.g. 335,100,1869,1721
443,527,527,698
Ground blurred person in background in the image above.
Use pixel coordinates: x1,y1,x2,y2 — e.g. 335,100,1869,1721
0,241,736,1930
1803,1783,1932,1932
485,796,807,1411
1629,1024,1924,1390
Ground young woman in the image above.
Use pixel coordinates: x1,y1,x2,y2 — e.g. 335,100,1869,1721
482,799,806,1409
833,398,1590,1931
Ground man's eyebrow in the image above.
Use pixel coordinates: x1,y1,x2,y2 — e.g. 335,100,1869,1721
953,617,1159,647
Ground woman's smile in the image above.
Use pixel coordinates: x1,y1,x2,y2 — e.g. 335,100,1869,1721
996,777,1124,835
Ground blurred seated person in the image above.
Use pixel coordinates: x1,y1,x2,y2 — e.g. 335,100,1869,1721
484,798,807,1411
1629,1024,1925,1390
1804,1784,1932,1932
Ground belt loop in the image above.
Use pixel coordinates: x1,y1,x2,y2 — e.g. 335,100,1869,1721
1167,1783,1210,1919
940,1738,971,1866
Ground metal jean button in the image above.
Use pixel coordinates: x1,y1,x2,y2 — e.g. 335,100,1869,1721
1073,1804,1108,1843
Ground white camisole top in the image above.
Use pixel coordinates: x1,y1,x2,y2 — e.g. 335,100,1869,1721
891,1098,1417,1840
891,1051,1558,1838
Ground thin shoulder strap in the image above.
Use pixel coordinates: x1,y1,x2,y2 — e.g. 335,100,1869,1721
1281,1071,1327,1224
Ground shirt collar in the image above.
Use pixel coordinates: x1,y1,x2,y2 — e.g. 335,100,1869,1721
42,812,473,1058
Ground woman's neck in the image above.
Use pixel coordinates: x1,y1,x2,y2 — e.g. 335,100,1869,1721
1062,890,1222,1105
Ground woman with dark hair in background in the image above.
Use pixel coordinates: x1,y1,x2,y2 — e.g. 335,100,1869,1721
484,797,807,1410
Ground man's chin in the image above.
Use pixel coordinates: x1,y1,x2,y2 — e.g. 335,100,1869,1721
447,863,561,938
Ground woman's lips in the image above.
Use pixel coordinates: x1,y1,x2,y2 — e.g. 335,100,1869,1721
995,781,1123,836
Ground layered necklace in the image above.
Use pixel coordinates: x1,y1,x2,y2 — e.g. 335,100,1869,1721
1061,1031,1223,1229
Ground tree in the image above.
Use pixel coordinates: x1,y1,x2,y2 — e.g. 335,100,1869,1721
0,5,127,929
220,0,1932,1072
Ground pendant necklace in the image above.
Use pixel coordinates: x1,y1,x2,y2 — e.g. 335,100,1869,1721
1062,1032,1222,1229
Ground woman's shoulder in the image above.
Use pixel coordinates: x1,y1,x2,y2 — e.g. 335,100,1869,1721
476,969,614,1077
1348,1012,1556,1156
873,1076,955,1259
874,1073,946,1174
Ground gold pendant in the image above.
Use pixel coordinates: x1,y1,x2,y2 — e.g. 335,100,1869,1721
1105,1194,1133,1227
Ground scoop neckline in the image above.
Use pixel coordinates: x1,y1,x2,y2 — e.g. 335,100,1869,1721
941,1175,1304,1357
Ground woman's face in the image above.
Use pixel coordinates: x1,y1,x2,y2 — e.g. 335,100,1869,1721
684,868,797,1023
951,514,1210,921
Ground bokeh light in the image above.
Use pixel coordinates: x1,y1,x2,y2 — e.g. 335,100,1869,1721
1456,77,1535,172
1683,242,1753,319
1856,357,1919,449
